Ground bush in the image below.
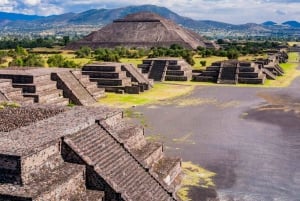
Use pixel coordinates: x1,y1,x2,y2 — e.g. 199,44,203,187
200,60,207,66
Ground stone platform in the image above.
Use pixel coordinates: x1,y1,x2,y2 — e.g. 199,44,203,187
0,105,181,200
138,58,192,81
0,68,105,106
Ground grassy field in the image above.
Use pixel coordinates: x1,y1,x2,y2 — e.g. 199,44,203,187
98,83,195,108
120,57,145,65
288,42,300,47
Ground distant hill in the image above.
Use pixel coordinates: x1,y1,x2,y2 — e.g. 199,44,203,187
0,5,299,37
0,11,43,21
282,21,300,28
262,21,277,26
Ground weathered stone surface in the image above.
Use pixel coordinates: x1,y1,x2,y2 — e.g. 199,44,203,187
66,12,215,50
83,63,152,94
138,58,192,81
0,105,181,200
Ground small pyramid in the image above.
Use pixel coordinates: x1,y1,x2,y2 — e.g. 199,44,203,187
66,12,212,50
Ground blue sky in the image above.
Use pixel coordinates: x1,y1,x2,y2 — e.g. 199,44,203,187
0,0,300,24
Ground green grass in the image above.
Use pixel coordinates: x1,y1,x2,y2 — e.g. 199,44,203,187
119,58,145,66
98,83,195,108
177,161,216,201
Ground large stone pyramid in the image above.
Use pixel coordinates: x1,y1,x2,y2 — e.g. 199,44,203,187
67,12,210,50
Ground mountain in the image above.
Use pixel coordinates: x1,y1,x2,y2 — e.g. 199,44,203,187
0,11,43,21
262,21,277,26
282,21,300,28
0,5,299,37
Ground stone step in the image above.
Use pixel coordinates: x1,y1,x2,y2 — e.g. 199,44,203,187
132,142,163,167
83,71,127,79
90,78,131,87
53,71,97,106
86,190,105,201
33,74,52,83
165,75,189,81
0,163,86,200
45,97,69,106
83,65,122,72
64,124,175,201
113,124,146,149
2,87,23,98
166,70,185,76
13,81,57,93
23,89,63,103
0,79,12,89
152,157,181,186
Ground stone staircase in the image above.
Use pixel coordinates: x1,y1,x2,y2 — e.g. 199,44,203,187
262,68,277,80
217,62,238,84
63,123,176,201
0,79,34,104
194,60,268,85
138,59,192,82
148,60,168,81
101,118,182,193
71,70,106,100
51,71,97,106
0,106,181,200
121,64,153,92
83,63,152,94
17,74,69,106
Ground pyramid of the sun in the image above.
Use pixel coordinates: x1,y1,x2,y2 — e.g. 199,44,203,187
67,12,211,50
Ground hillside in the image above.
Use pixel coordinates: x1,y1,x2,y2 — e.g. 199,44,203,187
0,5,299,37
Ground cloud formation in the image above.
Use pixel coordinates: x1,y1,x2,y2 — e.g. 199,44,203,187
0,0,299,24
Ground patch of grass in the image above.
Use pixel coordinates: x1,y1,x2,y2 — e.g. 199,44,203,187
177,162,216,201
119,58,145,66
288,42,300,47
288,52,299,62
264,63,300,87
123,108,148,127
99,83,195,108
0,102,20,109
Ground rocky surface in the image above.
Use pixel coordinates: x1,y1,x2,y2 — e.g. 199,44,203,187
0,106,66,132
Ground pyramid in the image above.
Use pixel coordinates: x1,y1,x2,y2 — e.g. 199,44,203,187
66,12,211,50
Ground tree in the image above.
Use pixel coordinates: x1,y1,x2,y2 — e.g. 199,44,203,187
47,55,65,67
47,54,79,68
200,60,207,66
227,49,240,59
75,46,92,58
63,36,70,46
23,54,45,67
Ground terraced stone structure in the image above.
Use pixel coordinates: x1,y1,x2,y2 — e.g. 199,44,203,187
138,58,193,81
0,106,181,201
82,63,153,94
66,12,215,50
193,60,267,84
0,68,105,106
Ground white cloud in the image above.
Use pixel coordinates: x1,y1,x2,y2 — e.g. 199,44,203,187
23,0,41,6
0,0,299,23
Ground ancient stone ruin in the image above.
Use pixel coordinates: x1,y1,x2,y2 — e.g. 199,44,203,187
0,68,105,106
0,105,181,200
193,52,286,84
138,58,193,81
66,12,216,50
82,63,153,94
